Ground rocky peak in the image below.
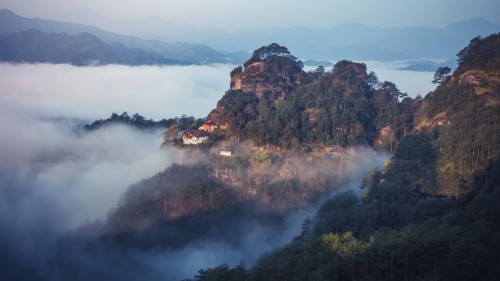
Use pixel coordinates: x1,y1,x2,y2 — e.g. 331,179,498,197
229,43,304,101
330,60,369,95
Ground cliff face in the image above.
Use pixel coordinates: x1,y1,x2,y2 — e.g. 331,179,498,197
415,65,500,131
231,62,272,99
208,36,499,175
212,46,403,149
229,44,304,101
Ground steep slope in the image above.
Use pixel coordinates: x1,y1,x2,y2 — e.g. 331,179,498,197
211,43,418,149
0,29,180,66
411,33,500,196
230,43,305,100
185,34,500,281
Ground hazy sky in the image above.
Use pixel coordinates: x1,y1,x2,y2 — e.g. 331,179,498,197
1,0,499,30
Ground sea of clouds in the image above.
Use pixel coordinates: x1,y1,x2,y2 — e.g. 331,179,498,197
0,63,400,280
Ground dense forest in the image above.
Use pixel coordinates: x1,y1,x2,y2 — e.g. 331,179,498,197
219,45,418,151
182,34,500,281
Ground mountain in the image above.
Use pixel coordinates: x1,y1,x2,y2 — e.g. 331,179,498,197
207,43,416,151
0,29,183,66
0,9,247,64
221,19,500,61
182,34,500,281
49,9,500,62
3,31,498,280
99,35,499,243
85,35,500,281
214,35,499,194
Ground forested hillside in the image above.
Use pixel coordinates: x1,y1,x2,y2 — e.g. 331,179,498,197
185,34,500,281
214,44,419,150
413,33,500,196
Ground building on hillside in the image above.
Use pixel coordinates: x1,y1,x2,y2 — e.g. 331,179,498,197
182,129,208,145
199,121,219,133
219,148,233,157
205,108,229,130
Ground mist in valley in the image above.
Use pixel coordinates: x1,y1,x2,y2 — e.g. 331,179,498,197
0,63,231,280
1,63,391,280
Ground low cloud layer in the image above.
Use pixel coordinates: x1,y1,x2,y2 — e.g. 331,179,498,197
0,111,179,237
364,60,435,98
0,64,194,279
0,63,234,120
0,117,183,280
0,63,390,280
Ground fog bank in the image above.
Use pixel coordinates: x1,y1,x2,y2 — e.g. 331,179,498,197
0,63,234,120
0,63,199,280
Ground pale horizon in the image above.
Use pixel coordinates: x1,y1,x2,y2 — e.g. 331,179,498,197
1,0,499,32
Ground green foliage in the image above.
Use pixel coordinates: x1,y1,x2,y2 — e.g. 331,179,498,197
419,36,500,195
456,33,500,74
244,43,303,70
218,90,260,141
197,157,500,281
184,263,250,281
410,34,500,196
371,81,417,148
106,37,500,281
223,58,419,150
206,130,226,146
83,111,185,131
321,232,367,261
361,168,382,192
435,92,499,195
432,66,452,84
107,164,231,234
367,71,379,89
314,192,362,235
388,133,439,194
256,179,303,208
253,151,273,168
230,66,243,78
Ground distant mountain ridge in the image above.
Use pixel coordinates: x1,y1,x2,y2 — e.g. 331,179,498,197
232,18,500,61
0,29,182,66
48,9,500,61
3,9,497,63
0,9,247,64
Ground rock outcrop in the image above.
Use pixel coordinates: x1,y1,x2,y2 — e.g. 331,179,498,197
229,43,304,101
